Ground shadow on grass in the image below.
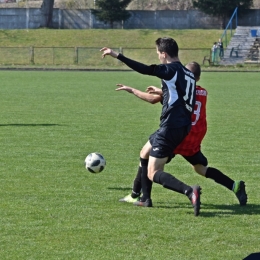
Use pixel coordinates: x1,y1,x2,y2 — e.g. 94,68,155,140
156,202,260,216
199,203,260,217
108,187,260,216
0,124,62,127
108,187,132,191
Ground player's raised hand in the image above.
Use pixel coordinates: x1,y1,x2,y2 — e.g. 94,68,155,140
100,47,119,58
115,84,133,93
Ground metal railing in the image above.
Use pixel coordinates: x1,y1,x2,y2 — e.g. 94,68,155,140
0,46,258,67
221,7,238,47
0,47,213,67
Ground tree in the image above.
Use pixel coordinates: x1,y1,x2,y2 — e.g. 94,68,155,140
92,0,132,29
192,0,253,28
40,0,55,28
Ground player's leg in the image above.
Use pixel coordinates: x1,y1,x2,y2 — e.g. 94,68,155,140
184,151,247,206
131,164,142,198
119,163,142,203
131,140,153,207
202,166,247,206
184,151,234,189
133,156,167,207
134,130,167,206
150,156,201,216
132,131,161,207
119,140,152,203
150,156,194,195
149,126,196,196
136,126,201,216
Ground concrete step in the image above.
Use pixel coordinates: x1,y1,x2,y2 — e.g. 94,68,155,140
220,26,259,65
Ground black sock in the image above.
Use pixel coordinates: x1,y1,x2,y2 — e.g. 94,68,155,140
140,158,153,201
131,166,142,198
205,167,234,190
153,170,193,197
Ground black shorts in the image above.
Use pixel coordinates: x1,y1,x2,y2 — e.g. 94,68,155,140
149,125,190,160
182,150,208,166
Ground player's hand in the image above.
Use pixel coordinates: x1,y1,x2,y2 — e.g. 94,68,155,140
115,84,133,93
146,86,162,95
100,47,119,59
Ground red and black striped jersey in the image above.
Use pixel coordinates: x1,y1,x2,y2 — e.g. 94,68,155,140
174,85,207,156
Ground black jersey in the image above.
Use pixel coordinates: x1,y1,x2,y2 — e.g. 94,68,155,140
117,54,196,128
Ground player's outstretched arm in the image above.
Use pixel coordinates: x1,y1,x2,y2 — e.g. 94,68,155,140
146,86,163,96
100,47,119,59
100,47,154,76
115,84,134,93
116,84,161,104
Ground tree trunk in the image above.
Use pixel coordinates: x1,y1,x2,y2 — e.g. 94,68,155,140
40,0,55,28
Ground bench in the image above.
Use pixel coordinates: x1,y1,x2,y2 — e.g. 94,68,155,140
202,50,213,65
230,44,240,57
247,45,259,61
202,55,212,65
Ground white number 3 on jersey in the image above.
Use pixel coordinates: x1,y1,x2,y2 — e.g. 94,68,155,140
192,101,201,125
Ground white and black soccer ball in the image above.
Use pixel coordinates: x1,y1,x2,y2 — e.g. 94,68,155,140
84,152,106,173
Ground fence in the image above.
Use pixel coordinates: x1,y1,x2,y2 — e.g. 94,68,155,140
0,47,258,67
0,47,214,67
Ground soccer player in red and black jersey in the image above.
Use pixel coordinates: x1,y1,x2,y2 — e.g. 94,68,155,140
116,62,247,207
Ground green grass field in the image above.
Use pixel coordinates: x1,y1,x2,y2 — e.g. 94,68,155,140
0,70,259,259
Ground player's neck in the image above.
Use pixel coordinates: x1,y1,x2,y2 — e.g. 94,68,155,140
167,57,180,63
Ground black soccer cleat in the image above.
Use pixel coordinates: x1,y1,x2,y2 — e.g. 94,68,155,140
189,185,201,216
234,181,247,206
133,198,153,207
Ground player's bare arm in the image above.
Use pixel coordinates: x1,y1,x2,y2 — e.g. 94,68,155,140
115,84,161,104
146,86,163,96
100,47,119,59
115,84,134,93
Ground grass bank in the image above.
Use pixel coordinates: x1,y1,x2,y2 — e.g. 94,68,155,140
0,29,222,48
0,29,259,71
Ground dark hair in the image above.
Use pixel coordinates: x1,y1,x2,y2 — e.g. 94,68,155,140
186,61,201,79
155,37,178,58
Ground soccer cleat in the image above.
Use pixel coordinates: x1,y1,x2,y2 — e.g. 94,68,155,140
119,194,140,203
189,185,201,216
133,198,153,207
233,181,247,206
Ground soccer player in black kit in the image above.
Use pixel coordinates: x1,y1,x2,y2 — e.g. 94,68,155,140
101,37,201,216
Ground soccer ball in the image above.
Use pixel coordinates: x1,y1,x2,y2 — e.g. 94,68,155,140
84,152,106,173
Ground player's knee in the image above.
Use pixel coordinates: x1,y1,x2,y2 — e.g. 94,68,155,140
193,164,207,176
147,166,158,181
147,170,154,181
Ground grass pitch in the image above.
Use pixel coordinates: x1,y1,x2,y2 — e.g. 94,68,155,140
0,70,259,259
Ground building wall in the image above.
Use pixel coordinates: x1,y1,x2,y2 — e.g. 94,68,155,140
0,8,259,30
